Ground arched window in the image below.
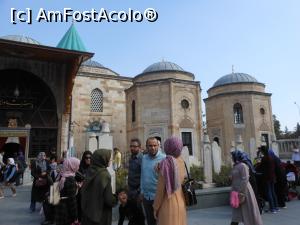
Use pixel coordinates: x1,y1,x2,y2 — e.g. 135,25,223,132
131,100,136,122
233,103,243,124
90,88,103,112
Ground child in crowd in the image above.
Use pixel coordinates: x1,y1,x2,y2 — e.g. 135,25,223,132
118,189,145,225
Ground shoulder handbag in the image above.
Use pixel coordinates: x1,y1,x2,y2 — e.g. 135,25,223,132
182,161,197,206
49,181,61,205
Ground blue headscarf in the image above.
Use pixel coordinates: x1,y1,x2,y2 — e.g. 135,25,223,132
231,150,256,173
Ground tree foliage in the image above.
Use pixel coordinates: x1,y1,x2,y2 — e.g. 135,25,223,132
273,114,300,139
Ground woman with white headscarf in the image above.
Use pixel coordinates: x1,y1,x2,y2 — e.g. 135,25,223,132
0,158,17,199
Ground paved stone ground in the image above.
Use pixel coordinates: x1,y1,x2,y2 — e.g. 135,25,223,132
0,185,299,225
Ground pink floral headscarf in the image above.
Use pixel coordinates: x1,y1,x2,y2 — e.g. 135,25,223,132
59,157,80,190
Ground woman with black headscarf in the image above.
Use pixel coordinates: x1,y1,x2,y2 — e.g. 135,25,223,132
76,150,92,221
79,151,92,176
81,149,116,225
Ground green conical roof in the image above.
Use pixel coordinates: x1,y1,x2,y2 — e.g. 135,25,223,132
57,24,87,52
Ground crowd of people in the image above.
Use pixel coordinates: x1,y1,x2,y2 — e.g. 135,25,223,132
0,138,300,225
230,145,300,225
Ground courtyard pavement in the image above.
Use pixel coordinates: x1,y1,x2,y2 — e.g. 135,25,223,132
0,184,299,225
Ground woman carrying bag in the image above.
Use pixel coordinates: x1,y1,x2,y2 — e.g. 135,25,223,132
230,150,263,225
153,136,187,225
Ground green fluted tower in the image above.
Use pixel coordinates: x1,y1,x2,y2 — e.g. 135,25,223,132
57,24,87,52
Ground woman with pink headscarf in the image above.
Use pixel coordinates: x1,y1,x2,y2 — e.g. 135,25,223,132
153,136,187,225
55,157,80,225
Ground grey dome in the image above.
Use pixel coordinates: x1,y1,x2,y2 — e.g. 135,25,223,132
82,59,104,68
143,61,185,73
1,35,41,45
213,73,259,88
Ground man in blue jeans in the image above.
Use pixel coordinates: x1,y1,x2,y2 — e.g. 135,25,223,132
140,137,165,225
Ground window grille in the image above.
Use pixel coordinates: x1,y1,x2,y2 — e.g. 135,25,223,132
90,88,103,112
233,103,243,124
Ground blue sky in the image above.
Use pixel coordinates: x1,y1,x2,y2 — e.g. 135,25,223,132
1,0,300,131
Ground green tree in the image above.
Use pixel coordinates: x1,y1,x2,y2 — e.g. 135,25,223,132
293,123,300,138
273,115,282,138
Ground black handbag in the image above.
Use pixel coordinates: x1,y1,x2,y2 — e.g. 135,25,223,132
182,162,197,206
75,171,85,183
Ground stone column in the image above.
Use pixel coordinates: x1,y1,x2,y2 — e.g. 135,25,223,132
203,134,213,187
60,113,70,157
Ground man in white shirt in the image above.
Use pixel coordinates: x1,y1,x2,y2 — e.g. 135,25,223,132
291,147,300,167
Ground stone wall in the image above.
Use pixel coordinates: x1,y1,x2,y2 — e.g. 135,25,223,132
126,76,203,164
205,83,274,163
72,71,132,156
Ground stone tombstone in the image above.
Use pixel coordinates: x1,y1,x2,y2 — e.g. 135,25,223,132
212,141,221,174
235,135,244,151
228,141,235,161
98,122,116,194
102,121,110,134
181,146,190,173
249,138,256,161
271,134,279,157
203,134,213,184
88,133,98,153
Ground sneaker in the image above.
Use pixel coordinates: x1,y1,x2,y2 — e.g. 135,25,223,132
282,206,287,209
275,208,280,212
270,210,277,214
0,196,4,199
12,193,16,197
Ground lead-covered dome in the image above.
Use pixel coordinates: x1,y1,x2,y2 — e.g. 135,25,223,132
143,61,185,73
212,73,259,88
82,59,104,68
1,35,41,45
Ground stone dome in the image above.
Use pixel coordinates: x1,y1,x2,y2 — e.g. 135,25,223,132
82,59,104,68
1,35,41,45
212,73,259,88
142,61,185,74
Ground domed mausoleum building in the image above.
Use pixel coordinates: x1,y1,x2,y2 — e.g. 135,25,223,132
126,61,203,165
0,25,203,165
204,72,275,163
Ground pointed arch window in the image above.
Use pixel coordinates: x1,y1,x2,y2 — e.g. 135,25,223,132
233,103,243,124
131,100,136,122
90,88,103,112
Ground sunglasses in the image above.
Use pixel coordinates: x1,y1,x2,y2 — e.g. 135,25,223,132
85,156,91,159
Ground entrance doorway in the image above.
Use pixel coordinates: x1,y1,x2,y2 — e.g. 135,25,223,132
0,69,58,158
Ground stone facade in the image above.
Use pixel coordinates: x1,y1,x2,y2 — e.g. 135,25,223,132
71,66,132,155
205,81,274,164
126,71,203,165
71,64,203,164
